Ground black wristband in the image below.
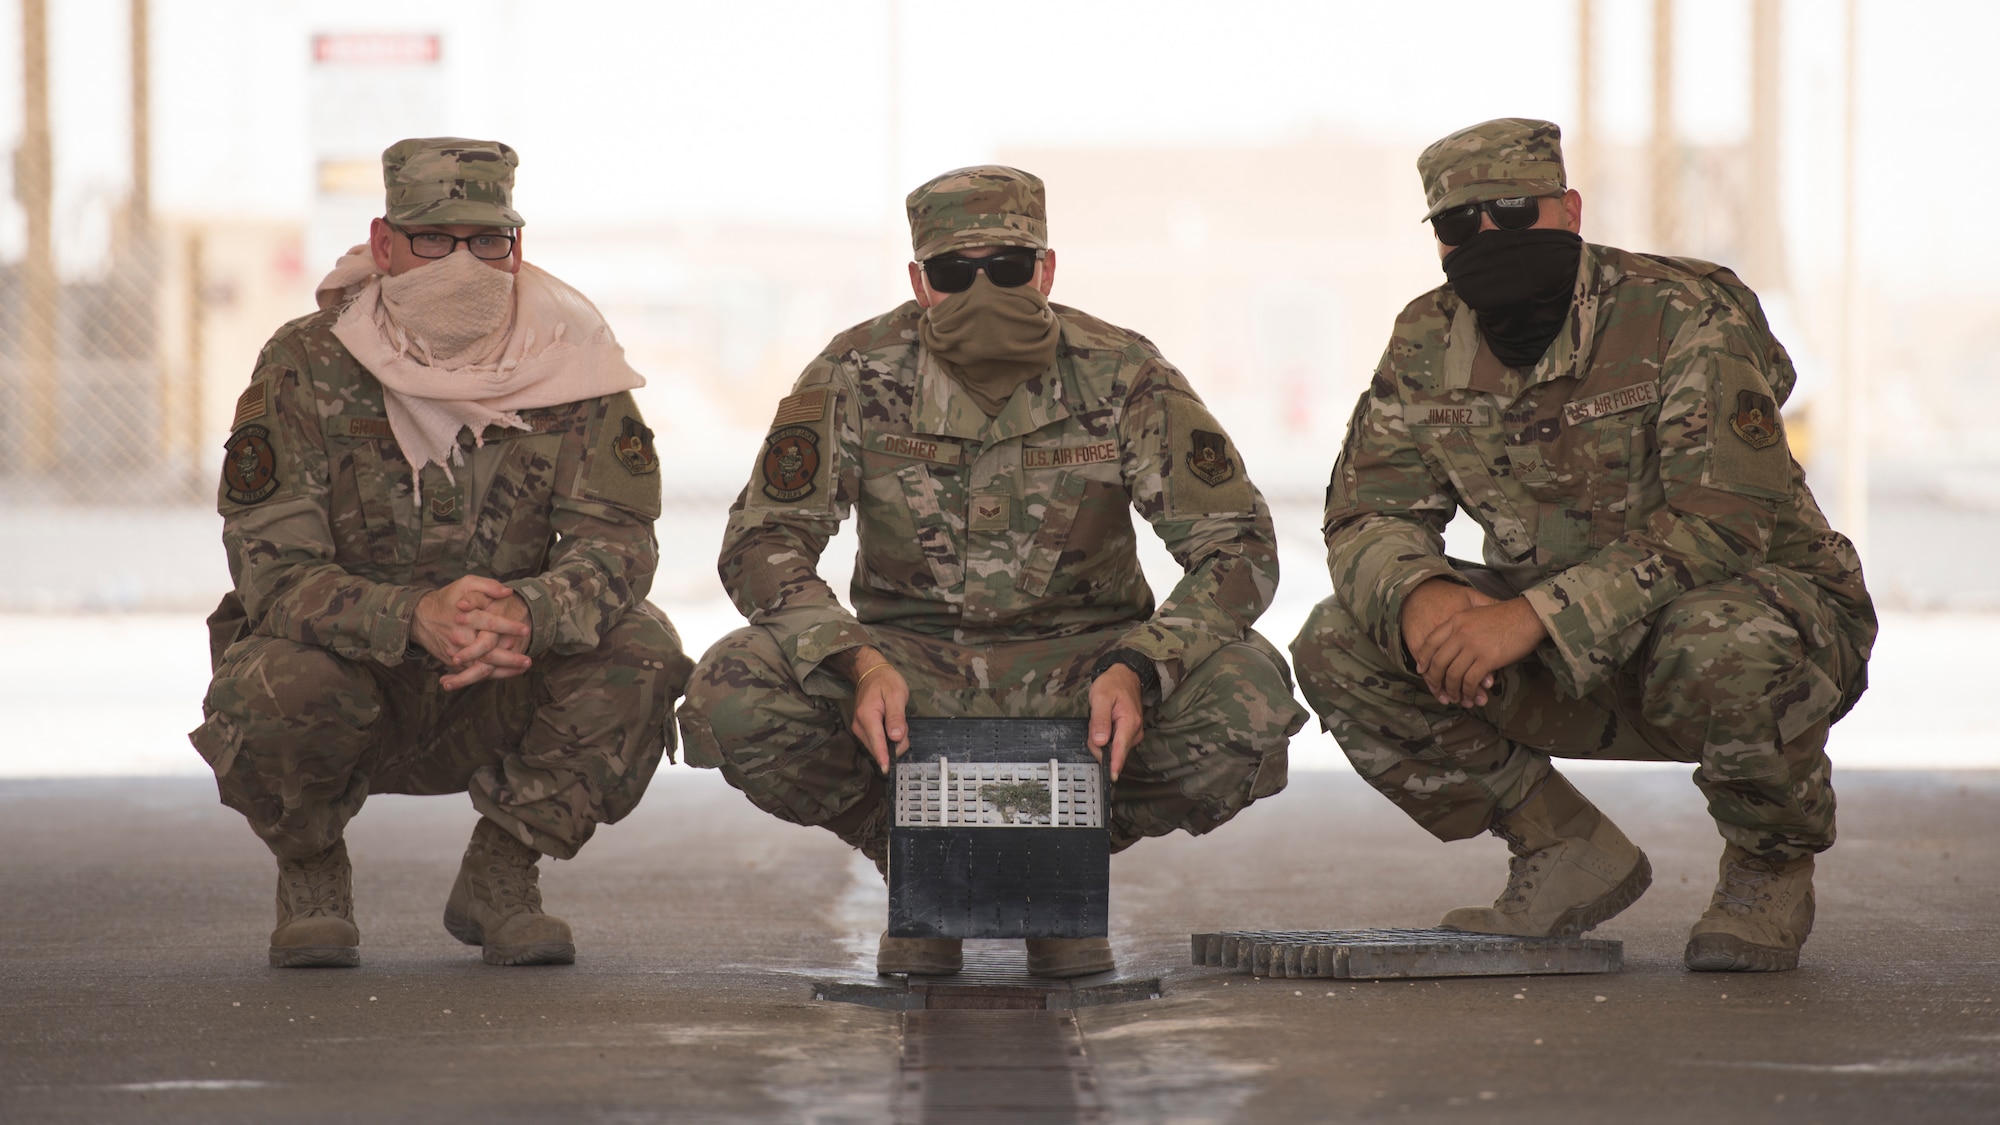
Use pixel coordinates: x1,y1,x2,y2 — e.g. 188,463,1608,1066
1091,648,1160,696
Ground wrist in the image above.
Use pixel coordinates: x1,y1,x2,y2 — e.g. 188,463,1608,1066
1091,648,1159,697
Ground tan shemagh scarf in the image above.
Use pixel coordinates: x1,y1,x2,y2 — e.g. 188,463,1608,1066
918,273,1061,416
316,246,645,482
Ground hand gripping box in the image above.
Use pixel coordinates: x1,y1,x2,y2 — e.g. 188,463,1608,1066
888,718,1108,940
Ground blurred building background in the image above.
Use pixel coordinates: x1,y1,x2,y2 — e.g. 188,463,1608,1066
0,0,1994,612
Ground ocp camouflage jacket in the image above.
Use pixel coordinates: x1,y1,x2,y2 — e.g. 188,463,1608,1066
209,304,663,667
1324,241,1875,701
719,301,1280,700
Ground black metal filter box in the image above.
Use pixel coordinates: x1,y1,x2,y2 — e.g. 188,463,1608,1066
888,718,1108,940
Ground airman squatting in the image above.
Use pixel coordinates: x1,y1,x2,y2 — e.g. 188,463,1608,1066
1289,118,1874,972
675,165,1306,978
190,137,691,969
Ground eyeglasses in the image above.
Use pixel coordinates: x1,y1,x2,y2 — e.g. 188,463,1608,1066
1429,197,1544,247
920,248,1043,293
395,226,518,261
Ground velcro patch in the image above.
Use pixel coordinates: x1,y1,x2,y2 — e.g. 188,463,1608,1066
1165,395,1255,516
867,431,962,465
969,493,1013,532
612,416,659,475
771,388,829,426
1563,382,1660,426
231,383,268,429
1023,441,1119,470
325,415,395,439
1729,390,1781,449
1403,404,1493,427
222,424,279,505
761,425,822,502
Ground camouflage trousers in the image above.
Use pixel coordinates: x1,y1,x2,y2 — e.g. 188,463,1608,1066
676,624,1305,864
1290,565,1865,859
189,603,693,862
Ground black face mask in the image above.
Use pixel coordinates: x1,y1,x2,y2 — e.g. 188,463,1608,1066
1440,228,1582,369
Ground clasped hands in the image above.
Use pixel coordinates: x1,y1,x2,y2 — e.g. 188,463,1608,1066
1400,578,1548,708
841,646,1144,781
409,575,533,691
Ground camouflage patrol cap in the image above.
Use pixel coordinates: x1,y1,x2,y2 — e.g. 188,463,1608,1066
906,165,1047,261
381,137,524,228
1416,118,1567,221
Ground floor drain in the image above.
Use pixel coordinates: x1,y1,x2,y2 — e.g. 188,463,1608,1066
896,1009,1104,1124
814,943,1161,1011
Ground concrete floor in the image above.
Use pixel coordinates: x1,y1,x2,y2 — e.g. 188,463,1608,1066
3,766,1997,1123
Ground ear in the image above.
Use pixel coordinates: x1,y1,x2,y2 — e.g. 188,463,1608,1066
1035,249,1057,298
369,218,394,272
1561,189,1583,235
909,260,940,308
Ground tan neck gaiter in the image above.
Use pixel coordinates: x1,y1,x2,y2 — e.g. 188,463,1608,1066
918,273,1061,416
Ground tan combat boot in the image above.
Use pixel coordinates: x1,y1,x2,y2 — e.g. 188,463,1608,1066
269,840,359,968
1684,845,1815,972
876,932,962,976
442,819,575,966
1026,937,1115,978
1439,772,1652,937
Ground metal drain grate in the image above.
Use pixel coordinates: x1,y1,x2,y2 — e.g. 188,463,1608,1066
896,1009,1105,1124
1191,927,1623,979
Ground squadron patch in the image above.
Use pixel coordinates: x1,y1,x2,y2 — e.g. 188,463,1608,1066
760,425,821,501
612,416,659,476
222,425,279,505
1729,390,1781,449
1185,429,1237,486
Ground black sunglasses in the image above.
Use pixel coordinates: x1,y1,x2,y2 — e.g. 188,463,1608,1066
920,249,1042,293
1430,197,1543,247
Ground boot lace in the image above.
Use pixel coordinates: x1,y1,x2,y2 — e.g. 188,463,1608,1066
1492,825,1549,912
1714,856,1780,917
480,845,545,916
283,848,345,918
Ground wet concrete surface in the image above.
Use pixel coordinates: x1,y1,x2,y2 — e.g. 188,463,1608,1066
3,766,1997,1123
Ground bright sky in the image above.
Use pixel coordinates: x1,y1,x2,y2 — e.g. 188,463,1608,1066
0,0,1988,293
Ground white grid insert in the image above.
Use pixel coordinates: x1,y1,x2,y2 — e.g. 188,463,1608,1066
894,757,1103,828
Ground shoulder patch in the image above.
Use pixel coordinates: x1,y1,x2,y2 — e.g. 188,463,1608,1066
1707,357,1791,501
221,425,279,505
231,382,269,430
771,388,829,426
582,395,662,519
760,426,822,502
1164,395,1254,516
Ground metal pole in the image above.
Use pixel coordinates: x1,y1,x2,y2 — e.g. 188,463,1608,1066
885,0,905,306
130,0,149,224
1748,0,1786,292
1574,0,1593,198
184,229,205,496
1838,0,1867,552
20,0,57,474
1651,0,1677,249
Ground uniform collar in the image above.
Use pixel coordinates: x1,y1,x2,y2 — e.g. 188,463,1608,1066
909,321,1074,444
1445,240,1611,396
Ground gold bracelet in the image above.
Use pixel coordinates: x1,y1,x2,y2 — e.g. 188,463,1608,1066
854,662,894,688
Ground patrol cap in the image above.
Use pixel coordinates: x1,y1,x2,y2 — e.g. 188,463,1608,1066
382,137,524,228
906,165,1047,261
1416,117,1567,221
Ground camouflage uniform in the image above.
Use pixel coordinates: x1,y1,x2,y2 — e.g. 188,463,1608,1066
189,140,690,864
677,167,1304,863
1291,121,1875,861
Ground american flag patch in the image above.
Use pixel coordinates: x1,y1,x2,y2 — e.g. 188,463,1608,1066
232,383,268,429
770,388,828,426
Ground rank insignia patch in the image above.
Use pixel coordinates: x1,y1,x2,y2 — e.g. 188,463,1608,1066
760,425,821,501
1185,429,1237,486
1729,390,1781,450
612,416,659,476
222,425,279,505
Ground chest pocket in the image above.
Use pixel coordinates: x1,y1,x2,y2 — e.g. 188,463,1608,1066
861,455,965,594
469,433,565,577
324,420,413,569
1422,425,1538,563
1016,469,1089,597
